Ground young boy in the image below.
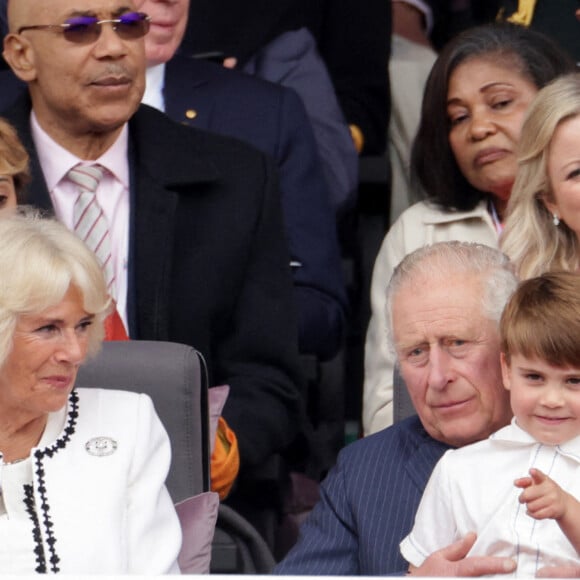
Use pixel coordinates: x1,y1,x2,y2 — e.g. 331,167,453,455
400,272,580,577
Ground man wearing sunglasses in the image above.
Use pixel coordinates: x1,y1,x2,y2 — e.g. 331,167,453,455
1,0,308,519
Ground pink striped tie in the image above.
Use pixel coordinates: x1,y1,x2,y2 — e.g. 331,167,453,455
69,164,116,299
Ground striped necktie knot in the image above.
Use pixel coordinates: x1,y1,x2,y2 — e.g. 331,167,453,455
67,163,105,193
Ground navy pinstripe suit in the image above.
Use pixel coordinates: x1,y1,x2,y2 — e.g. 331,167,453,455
276,416,451,574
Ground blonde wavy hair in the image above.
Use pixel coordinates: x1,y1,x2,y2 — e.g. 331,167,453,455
0,209,111,367
501,73,580,279
0,116,29,197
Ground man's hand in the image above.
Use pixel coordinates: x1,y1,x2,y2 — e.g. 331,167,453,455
537,564,580,577
408,532,517,577
515,468,569,520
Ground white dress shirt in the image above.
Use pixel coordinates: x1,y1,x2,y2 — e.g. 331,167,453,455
30,113,131,331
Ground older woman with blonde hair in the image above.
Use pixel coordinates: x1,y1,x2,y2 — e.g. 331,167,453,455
501,73,580,278
0,210,181,573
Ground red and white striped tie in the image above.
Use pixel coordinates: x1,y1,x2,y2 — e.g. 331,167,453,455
69,164,116,299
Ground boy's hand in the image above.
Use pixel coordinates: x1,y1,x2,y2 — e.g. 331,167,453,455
514,468,569,520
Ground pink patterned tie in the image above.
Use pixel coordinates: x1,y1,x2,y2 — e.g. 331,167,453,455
69,164,116,299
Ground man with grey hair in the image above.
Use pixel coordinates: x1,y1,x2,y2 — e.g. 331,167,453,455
276,241,519,576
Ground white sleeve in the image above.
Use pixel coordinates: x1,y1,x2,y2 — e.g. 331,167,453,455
127,393,182,574
400,451,458,566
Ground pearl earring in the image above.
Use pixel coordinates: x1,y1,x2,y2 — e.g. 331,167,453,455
553,213,560,227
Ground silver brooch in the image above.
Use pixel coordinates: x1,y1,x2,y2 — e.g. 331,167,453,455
85,436,118,457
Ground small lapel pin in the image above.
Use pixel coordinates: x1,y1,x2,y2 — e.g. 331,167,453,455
85,436,118,457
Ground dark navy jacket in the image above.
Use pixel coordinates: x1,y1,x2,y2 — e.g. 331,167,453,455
276,416,451,574
163,55,348,360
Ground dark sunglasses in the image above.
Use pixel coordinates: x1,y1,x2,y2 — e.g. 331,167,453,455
18,11,150,44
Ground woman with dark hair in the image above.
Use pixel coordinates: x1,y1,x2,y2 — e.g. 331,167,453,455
411,23,575,215
363,23,575,436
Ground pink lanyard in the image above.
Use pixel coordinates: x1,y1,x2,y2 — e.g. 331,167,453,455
488,199,503,235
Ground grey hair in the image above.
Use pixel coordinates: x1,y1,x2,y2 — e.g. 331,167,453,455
0,208,111,367
384,242,518,354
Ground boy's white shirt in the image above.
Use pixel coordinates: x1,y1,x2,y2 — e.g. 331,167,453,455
401,418,580,577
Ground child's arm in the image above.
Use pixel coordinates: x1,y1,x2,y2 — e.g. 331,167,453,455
515,467,580,554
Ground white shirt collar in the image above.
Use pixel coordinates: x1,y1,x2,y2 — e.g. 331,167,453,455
143,63,166,112
491,417,580,462
30,111,130,190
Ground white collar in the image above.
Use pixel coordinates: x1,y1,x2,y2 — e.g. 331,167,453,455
491,417,580,463
143,63,166,112
30,111,130,191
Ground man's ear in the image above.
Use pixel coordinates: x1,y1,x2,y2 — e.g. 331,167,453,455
3,33,37,82
500,352,511,391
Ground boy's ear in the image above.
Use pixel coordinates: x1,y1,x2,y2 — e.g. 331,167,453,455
500,352,511,391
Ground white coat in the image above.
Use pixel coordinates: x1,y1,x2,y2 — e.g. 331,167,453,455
2,388,182,574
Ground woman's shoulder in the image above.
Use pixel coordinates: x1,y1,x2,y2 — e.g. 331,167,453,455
382,201,442,256
386,199,496,255
395,199,489,226
74,388,156,428
76,387,151,406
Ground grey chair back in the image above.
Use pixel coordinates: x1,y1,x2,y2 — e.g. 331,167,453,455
76,340,209,501
393,364,416,423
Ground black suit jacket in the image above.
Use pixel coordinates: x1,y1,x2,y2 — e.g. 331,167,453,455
0,60,348,360
4,96,307,468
